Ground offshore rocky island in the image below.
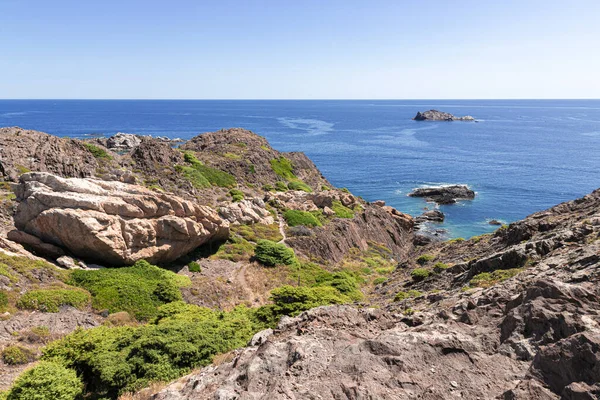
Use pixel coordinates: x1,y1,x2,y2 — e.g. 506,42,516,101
0,126,598,399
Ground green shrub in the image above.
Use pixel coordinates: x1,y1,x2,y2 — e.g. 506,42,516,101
448,237,465,243
188,262,201,273
394,289,422,301
275,181,288,192
248,164,256,174
283,209,322,227
433,262,449,273
179,152,236,188
229,188,244,202
469,268,523,288
2,345,35,365
270,157,296,180
331,200,355,218
83,143,111,159
287,181,312,193
255,285,349,325
416,254,435,265
262,184,274,192
321,185,330,191
340,187,351,194
254,240,296,267
42,304,264,398
410,268,431,282
232,223,283,242
373,277,387,285
69,260,190,321
17,288,90,313
5,361,83,400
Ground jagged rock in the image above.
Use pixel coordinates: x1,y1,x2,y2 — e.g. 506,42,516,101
409,185,476,204
490,219,503,225
10,172,229,265
415,209,445,223
372,200,386,207
0,127,99,181
218,198,275,225
106,133,142,150
413,110,475,121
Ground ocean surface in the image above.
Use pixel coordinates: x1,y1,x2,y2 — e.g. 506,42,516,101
1,99,599,238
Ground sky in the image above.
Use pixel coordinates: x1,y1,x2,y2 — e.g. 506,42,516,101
1,0,599,99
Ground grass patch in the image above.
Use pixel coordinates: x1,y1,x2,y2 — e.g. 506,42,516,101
275,181,288,192
187,262,201,273
17,287,90,313
394,289,422,301
223,152,242,160
178,151,236,188
15,164,31,175
447,237,465,243
416,254,435,265
229,188,244,202
83,143,112,159
210,236,255,262
283,209,322,227
410,268,431,282
469,268,523,288
331,200,355,218
373,277,387,285
254,240,296,267
287,180,312,192
232,223,283,243
2,345,36,365
270,156,296,180
4,361,84,400
69,260,190,321
433,262,450,273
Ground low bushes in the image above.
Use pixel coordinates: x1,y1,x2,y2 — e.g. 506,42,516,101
16,288,90,313
283,209,322,227
331,200,355,218
83,143,111,159
232,223,283,242
394,289,423,301
4,361,83,400
416,254,435,265
229,189,244,202
270,156,296,180
2,345,36,365
410,268,431,282
210,236,255,262
187,262,201,273
469,268,522,288
69,260,190,321
254,240,296,267
433,262,449,273
178,152,236,188
275,181,288,192
42,304,264,398
0,291,8,311
287,181,312,193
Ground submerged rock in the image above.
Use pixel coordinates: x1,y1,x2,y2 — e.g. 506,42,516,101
413,110,475,121
409,185,475,204
10,172,229,265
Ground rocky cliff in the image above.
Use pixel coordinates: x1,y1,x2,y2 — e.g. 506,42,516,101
153,189,600,399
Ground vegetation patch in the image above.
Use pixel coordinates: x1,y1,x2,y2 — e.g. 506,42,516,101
41,303,265,398
178,151,236,188
223,152,242,160
275,181,288,192
0,290,8,311
394,289,423,301
229,188,244,202
416,254,435,265
0,254,68,286
469,268,523,288
283,209,322,227
447,237,465,243
433,262,450,273
254,240,297,267
232,223,283,243
331,200,355,218
410,268,431,282
270,156,296,180
83,143,112,159
2,345,36,365
187,262,201,273
17,287,90,313
209,236,255,262
287,180,312,192
69,260,190,321
4,361,83,400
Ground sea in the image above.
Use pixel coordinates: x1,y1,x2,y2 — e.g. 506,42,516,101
1,99,599,239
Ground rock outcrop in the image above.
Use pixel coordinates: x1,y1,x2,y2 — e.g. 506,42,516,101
106,132,142,151
413,110,475,121
10,172,229,265
409,185,476,204
219,198,275,225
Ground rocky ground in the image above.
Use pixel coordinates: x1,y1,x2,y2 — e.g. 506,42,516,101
153,190,600,399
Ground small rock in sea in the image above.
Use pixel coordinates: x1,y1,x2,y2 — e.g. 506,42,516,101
409,185,475,205
413,110,475,121
489,219,502,225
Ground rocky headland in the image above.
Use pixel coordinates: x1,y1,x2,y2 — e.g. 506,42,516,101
0,126,597,399
413,110,476,121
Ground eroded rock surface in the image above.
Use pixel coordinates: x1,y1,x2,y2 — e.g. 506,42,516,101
10,172,229,265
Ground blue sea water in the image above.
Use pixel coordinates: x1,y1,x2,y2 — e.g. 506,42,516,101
1,99,599,238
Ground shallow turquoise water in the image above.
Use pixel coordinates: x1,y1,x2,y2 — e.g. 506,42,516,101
1,99,599,238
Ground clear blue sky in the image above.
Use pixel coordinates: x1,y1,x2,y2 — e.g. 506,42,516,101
1,0,599,99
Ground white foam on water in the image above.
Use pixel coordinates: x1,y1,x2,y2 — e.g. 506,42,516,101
277,117,334,136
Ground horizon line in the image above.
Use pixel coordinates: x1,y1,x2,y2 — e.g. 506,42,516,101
1,98,600,101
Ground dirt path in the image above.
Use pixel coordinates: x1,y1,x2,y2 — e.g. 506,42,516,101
277,214,287,244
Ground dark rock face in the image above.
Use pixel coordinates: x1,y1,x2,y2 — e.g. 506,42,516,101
413,110,475,121
0,127,99,181
409,185,476,204
415,209,445,223
286,205,414,264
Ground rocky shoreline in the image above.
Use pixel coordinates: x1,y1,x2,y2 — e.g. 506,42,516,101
0,126,597,399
